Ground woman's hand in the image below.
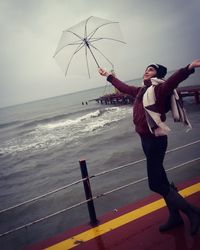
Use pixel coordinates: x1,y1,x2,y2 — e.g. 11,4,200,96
188,59,200,70
98,68,111,77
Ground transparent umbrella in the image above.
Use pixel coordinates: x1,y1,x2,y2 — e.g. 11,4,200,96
53,16,125,78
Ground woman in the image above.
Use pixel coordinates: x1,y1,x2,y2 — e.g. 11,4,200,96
98,59,200,235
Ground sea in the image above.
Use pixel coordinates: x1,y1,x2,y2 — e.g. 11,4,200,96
0,69,200,249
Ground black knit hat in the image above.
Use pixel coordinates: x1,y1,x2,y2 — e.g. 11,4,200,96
147,63,167,79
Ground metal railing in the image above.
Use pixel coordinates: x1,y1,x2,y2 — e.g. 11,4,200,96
0,139,200,237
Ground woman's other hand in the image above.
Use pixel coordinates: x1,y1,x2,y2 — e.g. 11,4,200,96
188,59,200,70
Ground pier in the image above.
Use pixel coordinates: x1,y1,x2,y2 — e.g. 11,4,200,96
92,85,200,105
177,85,200,104
93,93,134,105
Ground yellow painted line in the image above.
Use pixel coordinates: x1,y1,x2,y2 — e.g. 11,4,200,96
45,182,200,250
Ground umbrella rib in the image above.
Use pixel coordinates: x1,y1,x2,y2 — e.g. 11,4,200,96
64,30,83,40
87,21,118,40
89,43,114,69
64,43,85,77
84,16,93,39
90,37,126,44
53,41,83,57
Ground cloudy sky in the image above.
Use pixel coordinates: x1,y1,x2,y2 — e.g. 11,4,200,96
0,0,199,108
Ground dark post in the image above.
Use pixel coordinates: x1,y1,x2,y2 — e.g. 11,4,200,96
79,159,98,226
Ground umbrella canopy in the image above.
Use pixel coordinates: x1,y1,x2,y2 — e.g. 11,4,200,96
53,16,125,78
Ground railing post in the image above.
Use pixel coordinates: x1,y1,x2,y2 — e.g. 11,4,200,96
79,159,98,226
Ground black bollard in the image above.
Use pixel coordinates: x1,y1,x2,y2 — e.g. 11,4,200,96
79,159,98,226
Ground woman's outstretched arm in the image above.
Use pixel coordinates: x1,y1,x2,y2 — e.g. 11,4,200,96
98,68,140,96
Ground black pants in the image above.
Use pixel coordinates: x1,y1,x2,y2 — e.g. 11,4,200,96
141,135,170,197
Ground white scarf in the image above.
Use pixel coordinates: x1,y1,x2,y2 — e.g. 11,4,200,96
143,78,192,137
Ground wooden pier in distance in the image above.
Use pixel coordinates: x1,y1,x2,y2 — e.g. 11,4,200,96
177,85,200,104
92,85,200,105
93,93,134,105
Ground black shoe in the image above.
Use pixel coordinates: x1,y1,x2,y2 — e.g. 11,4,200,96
159,215,184,232
187,207,200,235
165,187,200,235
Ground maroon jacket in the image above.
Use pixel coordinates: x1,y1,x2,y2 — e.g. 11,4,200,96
107,65,194,136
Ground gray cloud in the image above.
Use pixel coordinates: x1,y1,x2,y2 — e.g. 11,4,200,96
0,0,200,107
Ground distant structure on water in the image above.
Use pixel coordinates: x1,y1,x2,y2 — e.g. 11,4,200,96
91,85,200,106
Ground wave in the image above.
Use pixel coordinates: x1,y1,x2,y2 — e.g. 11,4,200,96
18,107,101,129
0,106,132,155
19,113,73,129
36,108,112,130
0,120,22,129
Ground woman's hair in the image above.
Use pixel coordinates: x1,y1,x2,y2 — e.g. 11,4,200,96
147,63,167,79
